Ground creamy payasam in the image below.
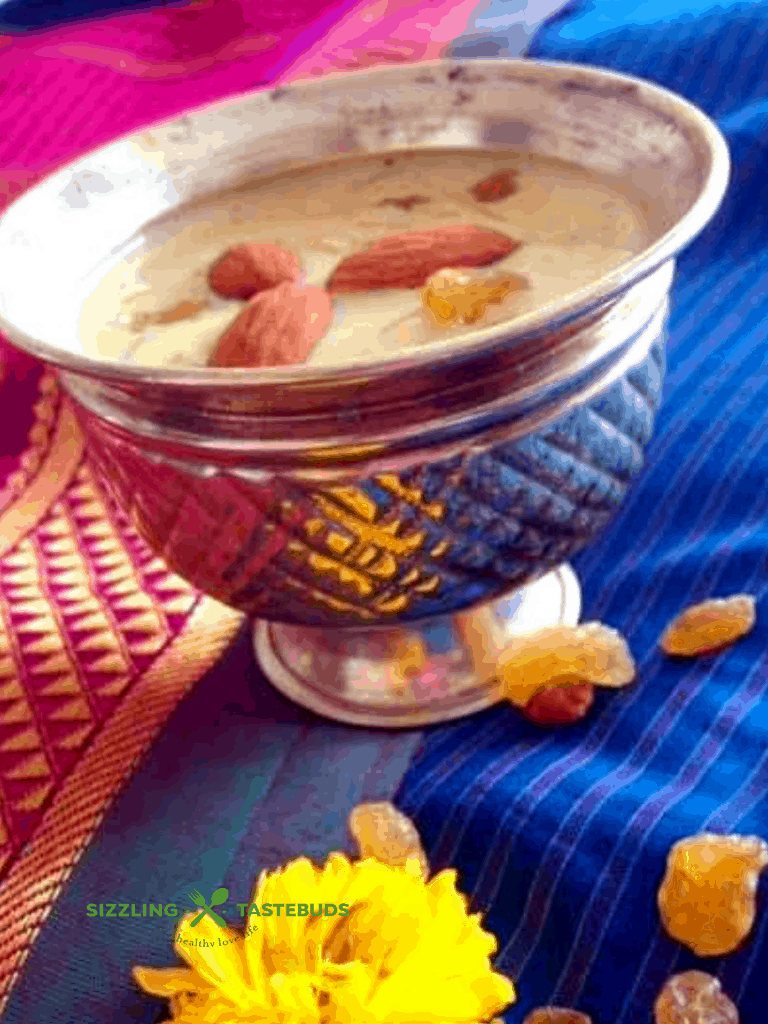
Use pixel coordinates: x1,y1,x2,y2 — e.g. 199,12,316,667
78,149,651,369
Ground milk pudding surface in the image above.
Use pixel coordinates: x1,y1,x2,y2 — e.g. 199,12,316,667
78,148,651,369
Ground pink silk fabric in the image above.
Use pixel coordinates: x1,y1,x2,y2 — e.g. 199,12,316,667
0,0,482,209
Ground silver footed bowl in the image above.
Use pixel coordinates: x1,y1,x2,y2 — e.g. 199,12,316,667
0,59,729,726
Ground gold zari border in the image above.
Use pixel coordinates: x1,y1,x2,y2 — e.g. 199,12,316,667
0,597,244,1013
0,380,245,1012
0,401,85,559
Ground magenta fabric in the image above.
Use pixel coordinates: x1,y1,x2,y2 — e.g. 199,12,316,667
0,0,483,212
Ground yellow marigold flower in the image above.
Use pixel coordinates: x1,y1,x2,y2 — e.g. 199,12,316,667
134,854,515,1024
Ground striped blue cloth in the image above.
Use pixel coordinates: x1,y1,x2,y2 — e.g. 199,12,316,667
396,2,768,1022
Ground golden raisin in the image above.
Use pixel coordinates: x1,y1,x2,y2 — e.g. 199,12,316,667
421,266,524,327
497,622,635,708
348,802,429,876
523,1008,592,1024
657,833,768,955
660,595,756,656
654,970,739,1024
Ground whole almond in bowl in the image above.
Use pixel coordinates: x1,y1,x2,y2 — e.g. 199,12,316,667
78,146,657,371
209,243,300,300
209,280,332,368
328,225,520,294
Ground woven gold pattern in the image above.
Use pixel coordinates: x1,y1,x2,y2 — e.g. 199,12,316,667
0,361,243,1012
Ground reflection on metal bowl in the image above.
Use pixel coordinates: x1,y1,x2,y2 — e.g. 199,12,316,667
0,59,729,725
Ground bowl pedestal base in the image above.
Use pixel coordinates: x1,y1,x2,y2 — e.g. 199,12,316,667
253,564,581,727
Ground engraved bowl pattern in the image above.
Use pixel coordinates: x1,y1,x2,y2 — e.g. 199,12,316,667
83,341,664,626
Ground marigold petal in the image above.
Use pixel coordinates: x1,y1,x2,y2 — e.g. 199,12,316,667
325,968,372,1024
426,868,463,900
447,914,499,964
250,866,270,905
173,913,252,1007
253,856,317,904
132,965,199,997
341,858,421,909
242,923,270,1006
404,856,424,877
262,892,311,968
276,855,322,894
369,967,515,1024
167,988,243,1023
341,866,427,970
252,861,321,980
323,850,356,886
269,970,323,1022
315,858,406,956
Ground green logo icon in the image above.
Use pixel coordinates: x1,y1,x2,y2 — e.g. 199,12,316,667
188,887,228,928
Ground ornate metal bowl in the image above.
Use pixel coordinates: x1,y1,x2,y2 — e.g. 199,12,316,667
0,59,729,726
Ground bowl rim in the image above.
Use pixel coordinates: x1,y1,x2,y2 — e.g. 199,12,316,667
0,56,730,387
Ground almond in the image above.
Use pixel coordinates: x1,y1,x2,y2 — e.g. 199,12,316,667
469,170,518,204
209,243,300,300
328,225,520,294
209,281,332,368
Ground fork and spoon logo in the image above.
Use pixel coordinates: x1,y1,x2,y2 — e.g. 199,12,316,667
188,887,229,927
